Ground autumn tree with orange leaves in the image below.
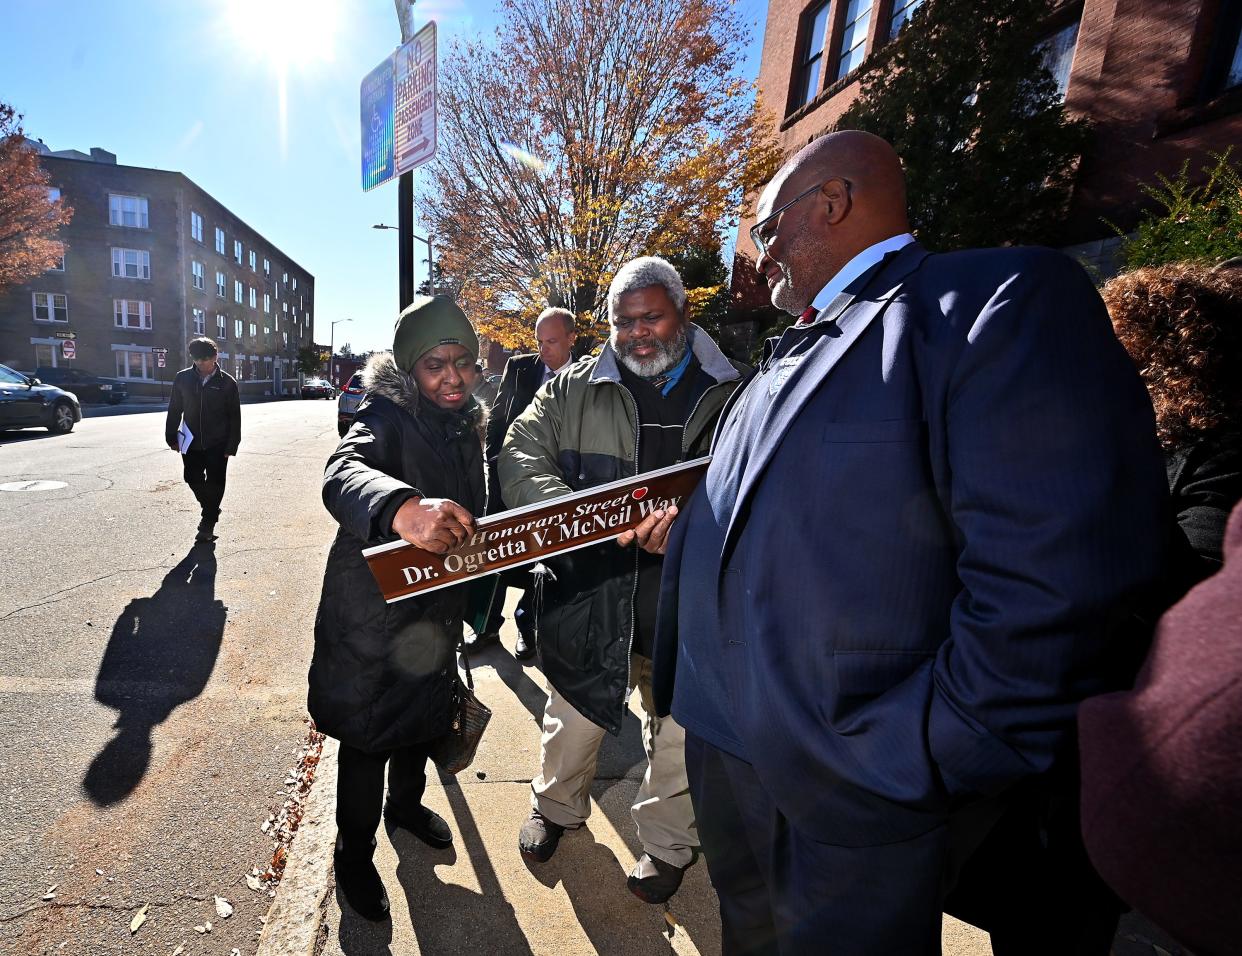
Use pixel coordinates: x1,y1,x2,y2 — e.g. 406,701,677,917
420,0,783,348
0,104,72,296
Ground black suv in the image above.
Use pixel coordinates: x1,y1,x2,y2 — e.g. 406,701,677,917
34,366,129,405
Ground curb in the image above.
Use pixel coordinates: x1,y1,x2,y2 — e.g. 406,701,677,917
256,737,339,956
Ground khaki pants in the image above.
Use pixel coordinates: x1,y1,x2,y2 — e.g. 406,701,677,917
532,654,697,867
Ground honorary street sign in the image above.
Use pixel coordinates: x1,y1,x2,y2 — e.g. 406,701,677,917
364,458,710,604
360,21,437,191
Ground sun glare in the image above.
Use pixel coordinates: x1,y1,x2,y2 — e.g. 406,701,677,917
222,0,340,71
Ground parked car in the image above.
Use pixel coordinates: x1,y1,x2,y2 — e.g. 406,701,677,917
34,366,129,405
0,363,81,434
301,378,334,400
337,372,365,437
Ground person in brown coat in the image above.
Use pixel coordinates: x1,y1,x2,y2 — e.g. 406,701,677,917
1078,499,1242,956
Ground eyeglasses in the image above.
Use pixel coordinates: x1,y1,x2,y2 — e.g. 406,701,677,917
748,178,851,257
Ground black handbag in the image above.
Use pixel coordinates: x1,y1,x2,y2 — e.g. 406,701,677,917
428,640,492,775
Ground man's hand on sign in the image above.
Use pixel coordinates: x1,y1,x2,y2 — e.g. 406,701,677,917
617,505,678,556
392,497,477,554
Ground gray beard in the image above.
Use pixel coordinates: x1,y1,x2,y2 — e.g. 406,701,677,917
613,326,689,378
770,262,808,315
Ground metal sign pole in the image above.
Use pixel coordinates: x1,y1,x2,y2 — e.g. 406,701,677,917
399,171,415,310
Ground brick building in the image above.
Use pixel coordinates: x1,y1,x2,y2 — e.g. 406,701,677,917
733,0,1242,315
0,144,315,398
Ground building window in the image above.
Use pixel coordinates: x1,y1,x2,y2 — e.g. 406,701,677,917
217,314,228,340
837,0,873,81
193,308,206,335
1204,1,1242,97
292,276,297,291
115,349,154,380
192,260,205,290
234,280,243,304
111,247,151,279
249,250,257,271
235,318,244,340
215,227,226,255
890,0,924,38
216,270,226,297
282,272,288,283
795,3,832,109
191,211,203,242
249,322,258,337
264,324,271,335
234,239,243,264
114,299,153,330
249,286,257,309
263,257,270,276
32,292,68,323
282,331,288,346
264,293,271,313
48,187,61,202
108,193,148,228
282,301,288,314
34,342,57,368
1039,19,1080,100
49,253,65,272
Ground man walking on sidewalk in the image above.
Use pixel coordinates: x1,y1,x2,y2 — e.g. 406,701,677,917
165,337,241,543
499,257,745,904
468,306,578,660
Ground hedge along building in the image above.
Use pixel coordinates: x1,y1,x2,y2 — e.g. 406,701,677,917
729,0,1242,329
0,142,315,399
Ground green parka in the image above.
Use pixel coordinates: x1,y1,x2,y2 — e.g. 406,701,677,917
499,326,745,733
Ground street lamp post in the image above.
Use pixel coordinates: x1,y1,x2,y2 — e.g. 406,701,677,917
373,223,434,295
330,317,352,387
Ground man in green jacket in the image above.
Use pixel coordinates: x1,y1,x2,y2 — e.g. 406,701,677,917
499,256,746,904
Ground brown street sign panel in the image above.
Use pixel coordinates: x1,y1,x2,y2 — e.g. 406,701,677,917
364,458,710,604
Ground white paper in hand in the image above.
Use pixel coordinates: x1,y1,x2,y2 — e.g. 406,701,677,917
177,420,194,454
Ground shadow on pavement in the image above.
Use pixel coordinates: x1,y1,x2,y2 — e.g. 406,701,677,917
394,779,535,955
82,542,226,806
0,428,66,444
334,884,394,956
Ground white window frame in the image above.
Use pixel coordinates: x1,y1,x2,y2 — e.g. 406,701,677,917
49,252,65,272
192,307,206,335
216,270,226,297
263,257,270,276
113,347,155,381
249,322,258,338
234,239,243,265
235,318,244,340
249,249,257,271
108,193,149,228
215,227,226,255
111,247,151,280
292,277,297,291
32,292,69,323
113,299,153,331
282,331,288,346
263,293,271,314
836,0,873,82
191,211,203,242
234,280,243,304
249,286,257,309
217,314,228,341
192,260,205,290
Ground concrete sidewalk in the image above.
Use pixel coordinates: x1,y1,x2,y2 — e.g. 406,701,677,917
259,592,995,956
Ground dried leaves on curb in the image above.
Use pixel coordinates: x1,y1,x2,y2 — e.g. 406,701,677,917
130,903,149,934
257,724,325,888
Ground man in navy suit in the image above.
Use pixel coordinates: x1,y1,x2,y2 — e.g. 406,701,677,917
632,132,1169,953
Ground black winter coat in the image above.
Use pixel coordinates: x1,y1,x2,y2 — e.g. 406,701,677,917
308,352,486,754
164,366,241,453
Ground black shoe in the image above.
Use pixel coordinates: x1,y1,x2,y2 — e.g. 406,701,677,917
384,801,452,849
464,630,501,653
627,851,698,904
514,631,537,661
333,850,390,921
196,518,217,542
518,809,576,863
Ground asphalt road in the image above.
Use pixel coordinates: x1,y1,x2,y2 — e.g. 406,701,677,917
0,400,340,955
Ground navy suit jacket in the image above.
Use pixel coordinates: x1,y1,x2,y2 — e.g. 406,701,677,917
654,243,1169,848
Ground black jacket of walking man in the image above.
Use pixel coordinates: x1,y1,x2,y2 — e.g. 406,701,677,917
471,307,578,659
165,337,241,542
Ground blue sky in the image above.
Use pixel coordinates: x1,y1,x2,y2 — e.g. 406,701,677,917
0,0,768,354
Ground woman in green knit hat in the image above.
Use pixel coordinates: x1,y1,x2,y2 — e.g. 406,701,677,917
308,295,484,920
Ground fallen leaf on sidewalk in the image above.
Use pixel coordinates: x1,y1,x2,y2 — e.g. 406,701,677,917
214,896,233,918
95,869,104,876
130,904,149,934
246,874,262,892
42,892,56,901
194,925,205,934
171,946,184,955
